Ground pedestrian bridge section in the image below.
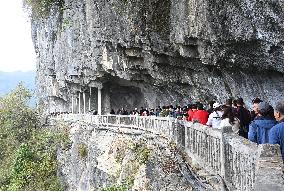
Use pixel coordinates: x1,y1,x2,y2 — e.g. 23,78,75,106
51,114,284,191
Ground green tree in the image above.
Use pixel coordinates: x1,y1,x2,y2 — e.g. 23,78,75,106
0,84,66,191
0,82,37,129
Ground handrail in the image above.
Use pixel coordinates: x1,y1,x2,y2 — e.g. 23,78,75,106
49,114,284,191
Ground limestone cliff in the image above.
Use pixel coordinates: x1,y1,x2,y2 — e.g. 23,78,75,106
32,0,284,113
56,121,212,191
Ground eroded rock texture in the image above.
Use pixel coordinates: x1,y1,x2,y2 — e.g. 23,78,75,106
57,121,196,191
32,0,284,113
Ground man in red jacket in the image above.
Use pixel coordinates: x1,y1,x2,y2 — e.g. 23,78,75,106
192,103,209,125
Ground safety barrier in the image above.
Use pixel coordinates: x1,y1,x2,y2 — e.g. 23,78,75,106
50,114,284,191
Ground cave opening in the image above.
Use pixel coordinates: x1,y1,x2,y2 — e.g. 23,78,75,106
103,79,145,114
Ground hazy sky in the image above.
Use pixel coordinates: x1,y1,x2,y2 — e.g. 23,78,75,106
0,0,36,72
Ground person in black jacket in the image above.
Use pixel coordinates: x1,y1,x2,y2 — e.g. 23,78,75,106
234,98,251,139
251,97,263,120
251,97,275,120
207,100,216,115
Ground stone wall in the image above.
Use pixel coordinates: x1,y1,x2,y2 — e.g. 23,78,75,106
51,114,284,190
52,116,202,191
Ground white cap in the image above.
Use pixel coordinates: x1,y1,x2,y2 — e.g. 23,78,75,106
213,102,221,109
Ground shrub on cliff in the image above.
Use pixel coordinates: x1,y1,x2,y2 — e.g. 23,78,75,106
23,0,65,18
0,82,38,130
0,84,67,191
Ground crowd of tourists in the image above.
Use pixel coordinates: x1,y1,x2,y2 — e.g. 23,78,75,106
110,98,284,160
49,97,284,160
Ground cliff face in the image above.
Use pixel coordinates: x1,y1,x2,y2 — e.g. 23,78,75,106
32,0,284,113
57,121,206,191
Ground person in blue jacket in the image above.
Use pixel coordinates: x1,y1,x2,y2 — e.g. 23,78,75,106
248,102,277,144
269,101,284,160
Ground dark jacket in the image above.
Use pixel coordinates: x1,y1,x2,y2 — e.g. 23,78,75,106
248,116,277,144
235,106,251,128
269,119,284,160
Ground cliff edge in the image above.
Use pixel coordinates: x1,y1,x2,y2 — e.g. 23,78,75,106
32,0,284,113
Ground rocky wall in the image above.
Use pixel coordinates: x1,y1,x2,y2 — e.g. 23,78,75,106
51,114,284,190
56,121,204,191
32,0,284,114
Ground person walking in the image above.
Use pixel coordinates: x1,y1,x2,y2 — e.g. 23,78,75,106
192,103,209,125
207,100,216,115
269,101,284,160
248,102,277,144
234,98,251,138
187,104,197,121
206,102,223,129
219,106,240,134
251,98,262,119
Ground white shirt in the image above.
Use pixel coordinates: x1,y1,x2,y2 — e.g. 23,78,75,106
206,111,223,129
219,118,240,134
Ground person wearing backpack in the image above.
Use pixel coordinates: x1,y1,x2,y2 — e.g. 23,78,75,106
234,98,251,139
248,102,277,144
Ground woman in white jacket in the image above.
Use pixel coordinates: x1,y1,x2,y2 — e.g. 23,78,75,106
206,102,223,129
219,106,240,134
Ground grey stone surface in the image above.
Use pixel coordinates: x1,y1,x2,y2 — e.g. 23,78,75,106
53,114,284,190
253,144,284,191
32,0,284,115
56,121,195,191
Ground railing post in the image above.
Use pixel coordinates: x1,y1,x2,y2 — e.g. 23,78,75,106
107,115,109,128
184,121,188,149
167,119,171,138
130,116,133,131
151,117,154,133
136,116,139,129
169,118,175,140
220,126,233,178
117,116,120,128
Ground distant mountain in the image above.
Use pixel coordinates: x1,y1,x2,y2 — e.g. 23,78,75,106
0,71,36,105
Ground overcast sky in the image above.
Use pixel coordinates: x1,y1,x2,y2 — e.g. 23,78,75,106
0,0,36,72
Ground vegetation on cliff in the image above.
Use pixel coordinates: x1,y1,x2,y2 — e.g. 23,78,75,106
0,84,67,191
23,0,64,18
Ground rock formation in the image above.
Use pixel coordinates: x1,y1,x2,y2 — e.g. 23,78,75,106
32,0,284,114
57,121,208,191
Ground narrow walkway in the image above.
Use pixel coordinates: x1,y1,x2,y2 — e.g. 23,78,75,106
50,114,284,191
